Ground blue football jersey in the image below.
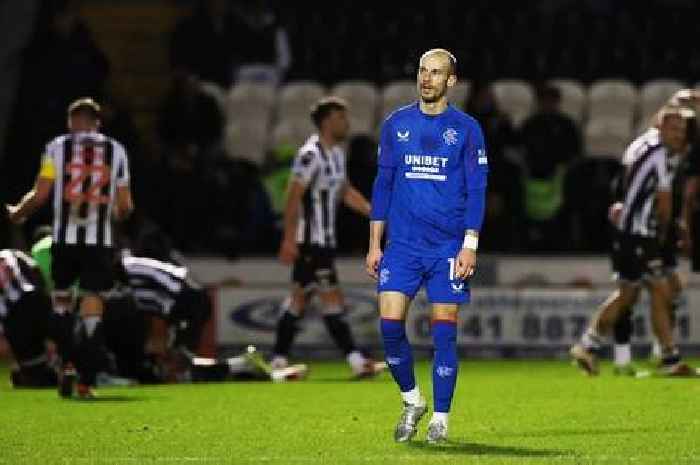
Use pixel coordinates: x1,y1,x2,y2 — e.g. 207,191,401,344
374,102,488,258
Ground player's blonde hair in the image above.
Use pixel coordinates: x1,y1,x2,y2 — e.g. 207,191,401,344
419,48,457,76
67,97,101,119
656,104,695,126
310,96,348,128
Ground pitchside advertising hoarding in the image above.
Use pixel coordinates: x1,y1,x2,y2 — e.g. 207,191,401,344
214,286,700,354
194,256,699,355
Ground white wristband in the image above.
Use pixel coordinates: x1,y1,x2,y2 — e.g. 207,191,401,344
463,234,478,251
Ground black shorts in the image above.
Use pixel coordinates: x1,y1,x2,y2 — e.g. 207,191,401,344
291,246,338,290
51,244,115,293
611,233,664,283
1,291,52,363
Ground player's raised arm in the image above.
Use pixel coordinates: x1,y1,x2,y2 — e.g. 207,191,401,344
6,149,56,224
366,121,396,279
454,122,488,280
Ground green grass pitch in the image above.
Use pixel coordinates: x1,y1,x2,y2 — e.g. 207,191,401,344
1,359,699,465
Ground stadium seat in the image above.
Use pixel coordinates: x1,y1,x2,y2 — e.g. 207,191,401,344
228,82,277,111
447,81,471,110
277,81,327,121
226,82,276,130
588,79,637,125
380,80,417,120
223,120,269,166
639,79,685,125
347,115,374,137
547,79,587,124
490,79,535,127
271,119,317,151
226,100,272,131
330,80,379,133
584,117,633,158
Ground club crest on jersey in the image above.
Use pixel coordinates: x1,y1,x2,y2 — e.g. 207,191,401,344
477,148,488,165
443,127,458,146
397,130,410,142
299,152,314,167
380,268,390,285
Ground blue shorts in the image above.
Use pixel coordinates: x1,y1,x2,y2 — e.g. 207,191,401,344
377,248,469,304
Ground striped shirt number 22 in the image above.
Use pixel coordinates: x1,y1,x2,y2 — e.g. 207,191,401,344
64,155,111,205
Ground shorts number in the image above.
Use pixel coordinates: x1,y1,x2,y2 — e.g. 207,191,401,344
64,163,111,205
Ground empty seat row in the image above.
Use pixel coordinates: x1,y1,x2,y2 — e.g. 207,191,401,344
215,78,692,165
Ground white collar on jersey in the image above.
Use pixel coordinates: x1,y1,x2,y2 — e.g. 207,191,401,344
72,130,102,143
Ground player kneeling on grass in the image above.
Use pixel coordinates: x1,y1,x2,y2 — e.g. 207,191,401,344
367,49,488,443
29,230,307,385
113,251,308,383
571,106,696,377
0,249,59,387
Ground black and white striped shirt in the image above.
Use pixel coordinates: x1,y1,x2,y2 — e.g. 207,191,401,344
121,256,192,318
617,128,679,238
42,132,130,247
0,250,38,317
292,134,347,249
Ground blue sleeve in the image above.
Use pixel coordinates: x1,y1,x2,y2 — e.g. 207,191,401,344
370,167,395,220
376,118,396,168
463,121,489,231
370,120,396,220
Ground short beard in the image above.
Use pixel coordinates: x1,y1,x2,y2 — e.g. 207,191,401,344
420,88,446,104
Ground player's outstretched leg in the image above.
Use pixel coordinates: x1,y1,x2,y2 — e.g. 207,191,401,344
427,320,458,444
381,318,425,442
322,304,384,378
570,286,638,376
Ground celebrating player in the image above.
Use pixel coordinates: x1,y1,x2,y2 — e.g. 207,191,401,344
610,103,697,373
571,105,694,376
7,97,134,398
271,96,384,377
367,49,488,443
